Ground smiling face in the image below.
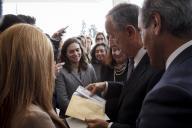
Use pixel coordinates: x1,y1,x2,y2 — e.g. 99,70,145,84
66,42,82,64
105,16,138,58
95,45,107,62
109,38,127,64
111,46,127,64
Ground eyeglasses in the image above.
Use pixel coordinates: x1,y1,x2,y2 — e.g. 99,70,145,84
96,38,104,41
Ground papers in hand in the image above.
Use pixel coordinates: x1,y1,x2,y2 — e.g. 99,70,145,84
65,86,106,121
75,86,106,105
66,117,87,128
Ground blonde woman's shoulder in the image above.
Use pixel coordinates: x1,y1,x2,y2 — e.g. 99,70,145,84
15,104,56,128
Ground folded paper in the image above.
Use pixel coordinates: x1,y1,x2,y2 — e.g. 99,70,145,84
65,86,106,121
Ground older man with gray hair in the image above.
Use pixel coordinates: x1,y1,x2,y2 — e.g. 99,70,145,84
137,0,192,127
85,3,163,128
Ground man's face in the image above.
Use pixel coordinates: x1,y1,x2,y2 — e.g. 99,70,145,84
105,16,135,58
138,11,164,69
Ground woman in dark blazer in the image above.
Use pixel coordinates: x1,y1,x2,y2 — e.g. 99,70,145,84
55,37,97,118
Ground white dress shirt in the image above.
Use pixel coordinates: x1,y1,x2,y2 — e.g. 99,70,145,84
166,40,192,70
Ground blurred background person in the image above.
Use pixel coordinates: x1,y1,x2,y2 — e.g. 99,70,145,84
0,24,67,128
77,35,87,49
17,14,36,25
0,14,25,32
101,39,129,120
55,37,97,118
47,27,68,63
91,43,109,81
101,43,128,82
95,32,107,44
86,35,93,54
85,35,93,62
77,35,91,62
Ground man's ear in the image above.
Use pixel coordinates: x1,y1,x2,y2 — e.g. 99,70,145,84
125,25,137,39
151,12,161,35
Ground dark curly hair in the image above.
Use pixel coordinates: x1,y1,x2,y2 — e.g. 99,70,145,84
90,43,109,64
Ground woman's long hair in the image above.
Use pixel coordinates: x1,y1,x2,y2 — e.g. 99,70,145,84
0,24,66,128
90,43,109,64
60,37,88,73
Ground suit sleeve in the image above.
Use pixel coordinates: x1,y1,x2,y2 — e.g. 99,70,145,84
105,81,124,99
111,122,136,128
145,69,164,93
55,71,70,114
138,85,192,128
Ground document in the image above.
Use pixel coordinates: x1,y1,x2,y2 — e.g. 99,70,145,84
66,117,87,128
65,86,107,121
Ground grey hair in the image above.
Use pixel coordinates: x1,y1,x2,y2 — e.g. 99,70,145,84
141,0,192,37
106,3,140,31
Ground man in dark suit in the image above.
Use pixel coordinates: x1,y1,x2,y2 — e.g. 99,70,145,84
85,3,163,128
137,0,192,127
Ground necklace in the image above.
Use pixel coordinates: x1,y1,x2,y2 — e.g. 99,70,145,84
113,63,127,81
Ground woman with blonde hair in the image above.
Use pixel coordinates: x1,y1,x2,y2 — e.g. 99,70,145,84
0,24,67,128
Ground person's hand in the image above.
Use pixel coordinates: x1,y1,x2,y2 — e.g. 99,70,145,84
51,27,67,41
54,62,65,79
85,119,109,128
55,62,64,73
86,82,106,95
51,32,63,41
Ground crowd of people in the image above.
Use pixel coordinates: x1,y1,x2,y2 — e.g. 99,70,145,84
0,0,192,128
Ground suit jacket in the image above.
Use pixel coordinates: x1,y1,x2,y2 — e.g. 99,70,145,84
92,63,103,82
55,64,97,117
105,54,164,128
137,46,192,128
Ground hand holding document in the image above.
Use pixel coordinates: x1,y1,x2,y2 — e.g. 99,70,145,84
65,86,107,121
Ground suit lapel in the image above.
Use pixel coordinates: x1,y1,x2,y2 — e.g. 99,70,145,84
117,54,149,109
71,72,85,87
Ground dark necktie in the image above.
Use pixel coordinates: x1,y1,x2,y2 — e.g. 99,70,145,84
126,57,134,81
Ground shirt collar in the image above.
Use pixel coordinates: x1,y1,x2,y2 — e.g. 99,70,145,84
134,47,146,68
166,40,192,70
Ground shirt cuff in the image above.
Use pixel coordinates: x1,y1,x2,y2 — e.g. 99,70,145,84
108,122,113,128
101,81,108,96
